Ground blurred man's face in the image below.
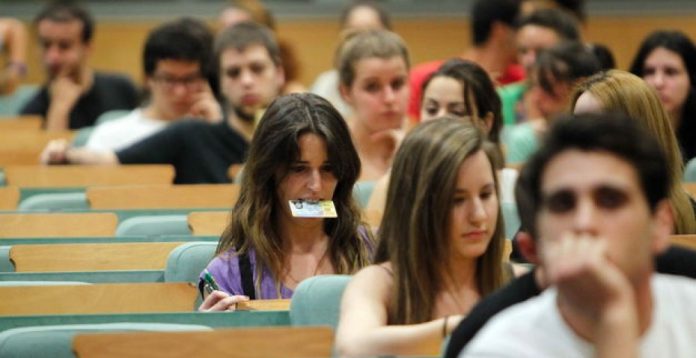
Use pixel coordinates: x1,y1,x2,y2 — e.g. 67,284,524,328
37,19,90,79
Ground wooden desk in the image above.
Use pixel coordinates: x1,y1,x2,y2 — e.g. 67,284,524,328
10,242,183,272
0,212,118,238
237,299,291,311
188,211,229,236
3,164,175,188
87,184,239,210
0,186,19,210
73,326,334,358
0,282,197,316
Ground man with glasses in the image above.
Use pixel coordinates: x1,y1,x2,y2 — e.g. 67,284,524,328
42,22,284,184
85,18,218,152
21,1,138,130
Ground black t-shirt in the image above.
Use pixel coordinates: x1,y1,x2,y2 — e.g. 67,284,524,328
21,72,138,129
444,246,696,358
116,120,248,184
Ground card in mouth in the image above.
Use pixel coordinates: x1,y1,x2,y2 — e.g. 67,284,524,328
289,200,338,218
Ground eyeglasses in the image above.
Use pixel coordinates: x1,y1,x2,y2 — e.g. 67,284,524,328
151,74,204,91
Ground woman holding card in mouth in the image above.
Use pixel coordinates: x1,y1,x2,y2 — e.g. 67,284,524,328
198,93,374,310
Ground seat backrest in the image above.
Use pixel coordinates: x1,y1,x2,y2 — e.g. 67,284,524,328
17,192,88,211
95,109,131,125
0,323,211,358
187,211,229,236
87,184,239,210
0,85,39,116
4,164,174,188
684,158,696,182
501,201,520,240
289,275,351,329
9,242,183,272
352,181,375,209
0,282,198,316
0,246,13,272
72,326,333,358
115,215,189,237
0,213,118,238
164,242,217,284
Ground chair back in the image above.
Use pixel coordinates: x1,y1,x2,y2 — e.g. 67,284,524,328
0,323,210,358
289,275,351,329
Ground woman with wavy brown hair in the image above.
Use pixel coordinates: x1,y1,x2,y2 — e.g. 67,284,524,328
199,93,373,310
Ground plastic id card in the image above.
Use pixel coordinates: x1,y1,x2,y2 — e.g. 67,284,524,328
289,200,338,218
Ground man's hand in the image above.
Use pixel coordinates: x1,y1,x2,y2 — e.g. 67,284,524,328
542,233,639,357
40,139,71,164
188,83,222,123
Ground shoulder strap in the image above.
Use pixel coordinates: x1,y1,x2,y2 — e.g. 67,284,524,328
238,250,256,299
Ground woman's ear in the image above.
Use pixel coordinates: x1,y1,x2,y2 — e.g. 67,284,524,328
482,111,495,133
339,84,353,105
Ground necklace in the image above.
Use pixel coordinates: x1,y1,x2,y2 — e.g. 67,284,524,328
284,248,329,285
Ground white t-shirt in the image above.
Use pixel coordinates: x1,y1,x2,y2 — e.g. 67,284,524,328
85,109,168,152
462,274,696,357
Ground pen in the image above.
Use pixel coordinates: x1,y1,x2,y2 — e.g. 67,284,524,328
203,269,220,295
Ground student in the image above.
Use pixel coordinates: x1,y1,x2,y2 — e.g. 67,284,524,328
367,59,505,213
336,119,511,357
22,1,138,130
505,41,599,166
41,22,283,184
629,30,696,162
337,29,410,181
85,18,220,152
420,58,502,146
218,0,304,94
444,78,696,357
0,17,27,95
571,70,696,234
463,114,696,357
198,93,373,308
499,7,581,126
311,0,392,119
408,0,523,122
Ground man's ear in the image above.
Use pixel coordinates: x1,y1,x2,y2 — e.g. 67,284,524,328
651,199,674,254
516,231,540,264
275,65,286,92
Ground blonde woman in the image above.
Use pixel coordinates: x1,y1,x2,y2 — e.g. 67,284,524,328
571,69,696,234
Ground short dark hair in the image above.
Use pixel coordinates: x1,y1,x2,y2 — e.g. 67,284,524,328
471,0,521,46
534,41,601,96
340,0,392,30
214,21,281,67
143,18,214,78
515,8,580,42
34,1,94,43
518,114,670,237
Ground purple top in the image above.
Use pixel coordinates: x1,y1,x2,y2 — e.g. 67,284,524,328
201,248,294,299
199,227,373,299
